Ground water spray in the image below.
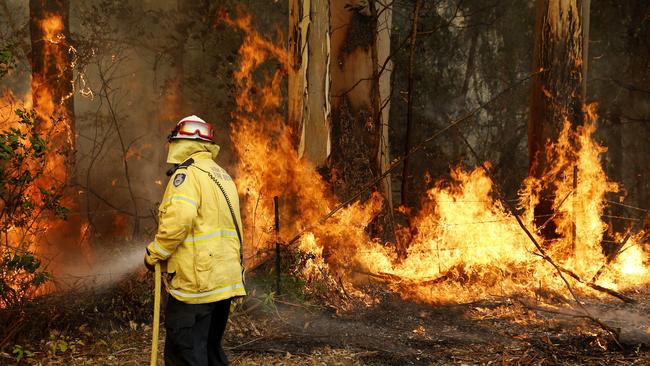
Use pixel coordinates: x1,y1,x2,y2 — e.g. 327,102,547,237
55,244,147,289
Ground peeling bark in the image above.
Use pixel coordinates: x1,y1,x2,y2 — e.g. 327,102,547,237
300,0,331,166
288,0,309,148
329,0,392,206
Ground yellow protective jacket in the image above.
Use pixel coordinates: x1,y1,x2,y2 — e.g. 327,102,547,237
145,139,246,304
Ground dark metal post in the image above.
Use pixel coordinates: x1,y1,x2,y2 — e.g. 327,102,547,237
572,165,577,252
274,196,281,295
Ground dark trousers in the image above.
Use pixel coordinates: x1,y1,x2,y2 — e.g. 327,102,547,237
164,295,232,366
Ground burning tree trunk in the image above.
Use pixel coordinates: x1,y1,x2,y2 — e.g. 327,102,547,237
29,0,75,184
528,0,584,239
329,0,393,213
288,0,393,236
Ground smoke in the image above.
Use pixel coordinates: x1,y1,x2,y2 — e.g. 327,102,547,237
53,242,147,290
589,306,650,345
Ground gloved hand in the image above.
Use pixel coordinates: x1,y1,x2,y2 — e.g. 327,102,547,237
144,258,155,272
144,249,156,272
230,296,244,315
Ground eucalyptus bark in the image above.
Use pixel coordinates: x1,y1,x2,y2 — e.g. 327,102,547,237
299,0,332,166
529,0,583,177
329,0,392,205
288,0,309,148
529,0,583,239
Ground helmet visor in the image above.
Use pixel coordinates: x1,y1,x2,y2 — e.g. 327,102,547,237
169,120,214,141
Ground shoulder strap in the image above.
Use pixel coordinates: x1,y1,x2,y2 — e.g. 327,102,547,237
166,158,195,177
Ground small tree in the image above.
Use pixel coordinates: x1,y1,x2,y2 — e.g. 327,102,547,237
0,109,68,312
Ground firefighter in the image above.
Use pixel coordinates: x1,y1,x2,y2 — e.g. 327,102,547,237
144,115,245,366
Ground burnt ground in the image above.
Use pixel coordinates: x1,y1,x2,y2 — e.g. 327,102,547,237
226,294,650,365
5,289,650,365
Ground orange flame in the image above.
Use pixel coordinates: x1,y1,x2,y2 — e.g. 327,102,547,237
225,12,648,304
0,12,89,303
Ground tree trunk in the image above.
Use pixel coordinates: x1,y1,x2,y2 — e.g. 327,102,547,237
580,0,590,102
293,0,331,166
29,0,86,265
529,0,583,239
605,107,624,248
30,0,75,182
374,0,393,212
329,0,392,199
400,0,422,208
164,0,193,119
288,0,309,149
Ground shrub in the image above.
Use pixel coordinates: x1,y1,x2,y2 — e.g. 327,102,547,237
0,109,67,310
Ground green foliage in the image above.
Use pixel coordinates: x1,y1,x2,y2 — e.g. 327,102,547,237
11,344,34,362
246,253,315,306
46,331,84,355
0,110,66,310
0,43,15,78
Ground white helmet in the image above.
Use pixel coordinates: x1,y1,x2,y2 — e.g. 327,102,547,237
168,115,214,142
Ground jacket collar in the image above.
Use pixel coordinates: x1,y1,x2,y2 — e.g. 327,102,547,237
166,139,220,164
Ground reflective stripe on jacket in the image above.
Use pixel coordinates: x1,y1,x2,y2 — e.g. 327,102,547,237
145,142,245,304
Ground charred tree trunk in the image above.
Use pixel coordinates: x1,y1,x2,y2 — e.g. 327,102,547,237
529,0,583,240
623,2,650,217
329,0,393,239
400,0,422,208
580,0,590,102
29,0,75,184
604,107,624,248
288,0,393,237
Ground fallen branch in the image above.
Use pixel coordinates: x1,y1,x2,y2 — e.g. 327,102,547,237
529,253,636,304
224,337,264,351
514,297,591,319
0,315,25,349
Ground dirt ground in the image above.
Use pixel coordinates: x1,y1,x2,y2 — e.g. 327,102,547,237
4,290,650,366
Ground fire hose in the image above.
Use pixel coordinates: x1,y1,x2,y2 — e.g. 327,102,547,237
150,262,161,366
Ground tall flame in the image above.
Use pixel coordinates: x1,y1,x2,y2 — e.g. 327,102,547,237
31,14,74,188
